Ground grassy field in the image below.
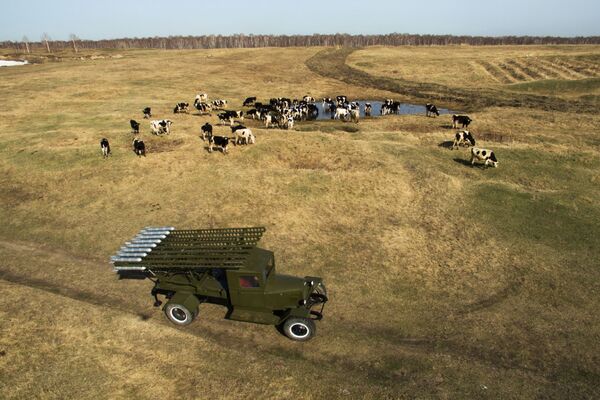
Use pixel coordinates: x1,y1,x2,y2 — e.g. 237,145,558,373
1,45,599,399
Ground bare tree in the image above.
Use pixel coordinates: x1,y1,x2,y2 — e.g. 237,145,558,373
42,33,51,53
69,33,79,53
22,35,30,53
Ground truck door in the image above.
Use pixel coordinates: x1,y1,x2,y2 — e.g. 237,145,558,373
227,271,265,309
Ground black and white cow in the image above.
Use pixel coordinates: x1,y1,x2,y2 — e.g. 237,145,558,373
303,95,315,103
452,114,472,129
364,103,372,117
143,107,152,119
470,147,498,168
243,97,257,106
452,130,476,149
426,103,440,117
264,113,280,128
132,138,146,157
234,128,255,145
220,110,243,120
194,101,212,114
336,95,347,105
284,116,294,129
201,122,213,141
349,108,360,123
217,112,234,126
173,102,189,113
195,93,208,103
130,119,140,133
150,119,172,135
334,107,350,121
212,99,227,108
381,100,401,115
246,109,260,119
100,138,110,158
206,132,230,154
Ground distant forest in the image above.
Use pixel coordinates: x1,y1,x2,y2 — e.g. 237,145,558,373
3,33,600,52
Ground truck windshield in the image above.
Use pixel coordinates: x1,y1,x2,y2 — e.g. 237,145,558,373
265,257,274,277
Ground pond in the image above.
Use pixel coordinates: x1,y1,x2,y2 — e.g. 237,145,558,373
311,100,456,120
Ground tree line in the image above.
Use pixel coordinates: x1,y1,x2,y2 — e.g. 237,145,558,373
3,33,600,52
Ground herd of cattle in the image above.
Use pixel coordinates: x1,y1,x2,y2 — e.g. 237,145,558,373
99,95,498,168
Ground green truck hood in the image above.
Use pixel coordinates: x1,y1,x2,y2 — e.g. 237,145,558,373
265,274,305,294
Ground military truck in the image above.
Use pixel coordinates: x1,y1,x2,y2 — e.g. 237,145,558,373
110,227,327,341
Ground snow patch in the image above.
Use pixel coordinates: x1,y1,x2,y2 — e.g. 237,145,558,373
0,60,29,67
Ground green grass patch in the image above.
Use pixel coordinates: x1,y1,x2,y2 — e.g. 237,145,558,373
507,78,600,96
473,182,600,255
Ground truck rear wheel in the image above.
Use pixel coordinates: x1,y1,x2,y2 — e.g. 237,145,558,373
164,303,197,326
282,317,316,341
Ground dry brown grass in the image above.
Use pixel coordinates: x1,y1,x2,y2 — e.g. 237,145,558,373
347,45,600,88
0,46,599,399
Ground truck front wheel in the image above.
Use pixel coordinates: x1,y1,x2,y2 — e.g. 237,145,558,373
282,318,316,341
164,303,197,326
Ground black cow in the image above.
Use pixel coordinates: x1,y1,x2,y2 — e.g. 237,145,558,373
426,103,440,117
133,138,146,157
307,104,319,119
201,123,212,140
243,97,257,106
143,107,152,119
130,119,140,133
452,115,472,129
150,119,172,135
452,130,476,149
327,101,337,114
173,102,189,113
100,138,110,158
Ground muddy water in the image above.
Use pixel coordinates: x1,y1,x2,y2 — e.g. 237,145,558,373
312,100,456,120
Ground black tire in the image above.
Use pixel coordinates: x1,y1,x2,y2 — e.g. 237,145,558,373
282,317,316,341
164,303,197,326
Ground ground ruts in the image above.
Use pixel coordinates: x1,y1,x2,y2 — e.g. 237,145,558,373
305,48,597,113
